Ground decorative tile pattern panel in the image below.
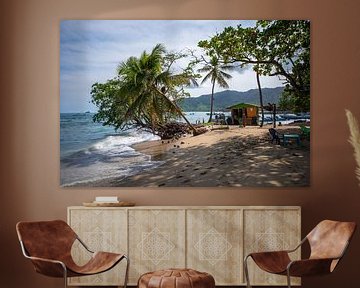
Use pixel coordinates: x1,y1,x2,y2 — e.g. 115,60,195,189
194,227,232,265
244,209,301,286
138,227,175,264
128,209,185,284
68,208,127,286
187,209,243,285
68,206,300,286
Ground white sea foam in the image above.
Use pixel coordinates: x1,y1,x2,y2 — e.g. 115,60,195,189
93,130,160,152
60,128,162,186
61,158,164,187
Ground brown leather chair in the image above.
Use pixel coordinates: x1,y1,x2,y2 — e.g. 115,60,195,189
16,220,129,288
244,220,356,288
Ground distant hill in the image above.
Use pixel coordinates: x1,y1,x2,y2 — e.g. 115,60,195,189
179,87,284,112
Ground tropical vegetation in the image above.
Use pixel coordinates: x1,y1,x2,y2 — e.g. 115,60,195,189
91,44,200,137
198,20,310,113
91,20,310,137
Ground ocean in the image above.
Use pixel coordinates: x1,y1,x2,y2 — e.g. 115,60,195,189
60,113,163,186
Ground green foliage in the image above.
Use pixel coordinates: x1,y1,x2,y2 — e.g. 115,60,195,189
91,78,129,130
278,85,310,113
91,44,199,134
198,20,310,112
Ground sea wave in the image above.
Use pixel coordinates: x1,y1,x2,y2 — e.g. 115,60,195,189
62,129,160,159
60,129,161,186
93,130,160,152
61,161,163,187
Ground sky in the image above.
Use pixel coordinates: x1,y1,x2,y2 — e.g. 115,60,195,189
60,20,284,113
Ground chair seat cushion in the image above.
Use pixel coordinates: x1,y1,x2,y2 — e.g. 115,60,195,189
138,268,215,288
67,252,124,276
250,251,291,274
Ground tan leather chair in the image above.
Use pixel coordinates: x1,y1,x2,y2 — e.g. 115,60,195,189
244,220,356,288
16,220,129,288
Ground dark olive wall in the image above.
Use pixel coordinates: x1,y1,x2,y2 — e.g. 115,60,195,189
1,0,360,287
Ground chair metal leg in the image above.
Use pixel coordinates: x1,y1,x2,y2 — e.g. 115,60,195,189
286,269,292,288
123,255,130,288
244,255,252,288
61,263,68,288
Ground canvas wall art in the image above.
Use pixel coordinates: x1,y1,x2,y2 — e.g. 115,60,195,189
60,20,310,187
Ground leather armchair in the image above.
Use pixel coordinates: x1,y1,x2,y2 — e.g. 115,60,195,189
16,220,129,288
244,220,356,288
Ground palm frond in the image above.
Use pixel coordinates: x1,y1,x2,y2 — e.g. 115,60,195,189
125,91,151,119
198,65,212,73
152,43,166,56
188,77,199,87
346,109,360,186
220,70,233,80
221,64,237,71
200,71,213,85
157,70,172,86
216,74,230,88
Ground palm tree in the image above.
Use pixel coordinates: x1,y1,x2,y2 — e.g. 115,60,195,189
117,44,197,134
198,56,233,122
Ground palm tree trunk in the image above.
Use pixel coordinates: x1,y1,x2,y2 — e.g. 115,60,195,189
209,80,215,122
155,87,197,133
273,104,277,128
173,102,197,133
256,72,264,127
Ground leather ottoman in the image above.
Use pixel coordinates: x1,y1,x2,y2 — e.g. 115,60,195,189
138,268,215,288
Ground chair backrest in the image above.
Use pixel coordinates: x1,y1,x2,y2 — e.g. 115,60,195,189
269,128,277,138
306,220,356,261
16,220,77,261
300,125,310,138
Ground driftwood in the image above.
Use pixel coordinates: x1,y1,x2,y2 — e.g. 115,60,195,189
193,127,208,136
156,122,191,139
155,122,209,139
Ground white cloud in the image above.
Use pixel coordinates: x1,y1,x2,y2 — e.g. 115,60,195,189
60,20,283,113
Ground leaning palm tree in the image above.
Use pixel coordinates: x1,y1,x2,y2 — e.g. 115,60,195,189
198,56,233,122
117,44,197,134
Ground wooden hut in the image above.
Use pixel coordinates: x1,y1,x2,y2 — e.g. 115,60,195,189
227,103,259,126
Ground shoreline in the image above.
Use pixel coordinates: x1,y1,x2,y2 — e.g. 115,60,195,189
80,125,310,187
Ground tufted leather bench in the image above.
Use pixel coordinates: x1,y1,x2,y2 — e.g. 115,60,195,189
138,268,215,288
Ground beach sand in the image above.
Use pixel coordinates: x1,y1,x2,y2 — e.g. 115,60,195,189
88,125,310,187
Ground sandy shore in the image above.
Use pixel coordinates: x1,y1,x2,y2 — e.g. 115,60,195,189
88,125,310,187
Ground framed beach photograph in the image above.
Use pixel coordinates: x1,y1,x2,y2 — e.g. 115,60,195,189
60,20,310,187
